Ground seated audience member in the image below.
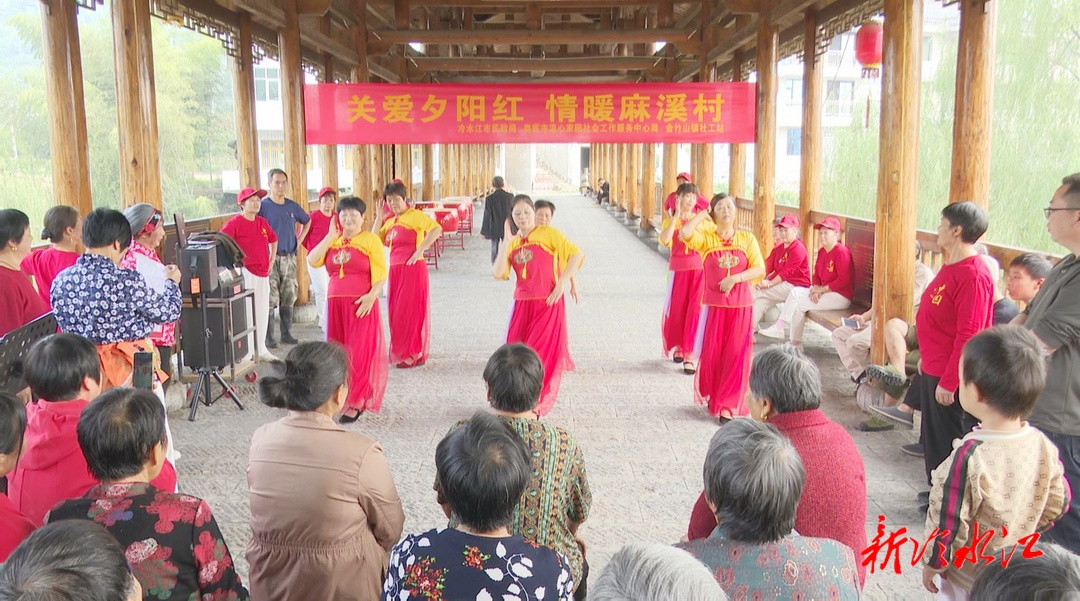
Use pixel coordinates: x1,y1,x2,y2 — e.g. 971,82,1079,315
590,543,727,601
0,209,49,339
47,388,248,600
922,326,1069,598
0,393,33,561
21,205,81,310
1007,252,1053,306
969,543,1080,601
677,419,860,599
0,520,142,601
758,215,855,344
974,244,1020,325
248,342,404,601
7,334,176,527
437,344,592,599
50,208,182,389
686,344,867,585
752,214,810,330
385,411,574,600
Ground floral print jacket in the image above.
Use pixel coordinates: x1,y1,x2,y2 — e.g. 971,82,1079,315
47,482,249,601
383,527,573,601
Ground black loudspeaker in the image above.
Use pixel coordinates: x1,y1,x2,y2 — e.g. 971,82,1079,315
179,243,220,295
180,297,249,369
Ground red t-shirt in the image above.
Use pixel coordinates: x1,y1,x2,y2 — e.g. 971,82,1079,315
220,215,278,277
303,210,341,253
0,266,50,339
767,239,811,288
813,243,855,300
0,493,34,561
21,247,79,309
915,255,994,392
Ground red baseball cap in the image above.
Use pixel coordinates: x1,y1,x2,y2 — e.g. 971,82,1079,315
813,215,842,232
318,186,337,199
777,214,800,229
677,172,693,183
237,187,267,205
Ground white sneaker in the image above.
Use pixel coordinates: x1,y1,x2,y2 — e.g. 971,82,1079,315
758,323,786,339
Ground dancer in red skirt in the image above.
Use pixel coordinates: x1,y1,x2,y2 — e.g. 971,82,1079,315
372,181,443,368
307,196,389,422
679,194,765,421
659,182,711,375
493,196,585,416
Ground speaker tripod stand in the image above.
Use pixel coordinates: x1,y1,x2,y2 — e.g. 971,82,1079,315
187,288,245,421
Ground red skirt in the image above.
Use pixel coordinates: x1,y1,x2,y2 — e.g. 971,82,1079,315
506,297,574,416
387,262,431,366
693,305,753,417
661,268,704,359
327,296,389,412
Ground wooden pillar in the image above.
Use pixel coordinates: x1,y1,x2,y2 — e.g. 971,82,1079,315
40,0,85,214
66,0,91,212
871,0,923,363
798,11,823,246
696,15,716,200
279,0,309,303
320,54,338,194
662,143,678,208
422,144,434,199
948,0,996,209
640,142,655,229
440,144,451,195
111,0,162,209
728,52,746,198
233,12,260,188
753,14,779,252
619,144,630,211
627,143,641,219
350,0,372,206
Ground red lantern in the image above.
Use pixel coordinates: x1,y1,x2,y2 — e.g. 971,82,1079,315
854,21,883,78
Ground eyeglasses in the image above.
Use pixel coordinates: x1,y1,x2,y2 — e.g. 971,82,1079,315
1044,207,1078,218
141,212,162,234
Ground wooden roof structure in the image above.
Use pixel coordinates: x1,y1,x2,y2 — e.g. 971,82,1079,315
78,0,888,84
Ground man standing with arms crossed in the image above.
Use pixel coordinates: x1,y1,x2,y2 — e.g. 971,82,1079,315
480,176,514,264
259,168,310,348
1016,173,1080,554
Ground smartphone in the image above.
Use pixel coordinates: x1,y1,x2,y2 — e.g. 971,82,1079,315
133,352,154,390
841,317,861,330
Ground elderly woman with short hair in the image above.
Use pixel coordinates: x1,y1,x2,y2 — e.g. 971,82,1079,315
677,418,861,599
387,411,574,600
591,543,727,601
437,343,592,598
686,344,868,585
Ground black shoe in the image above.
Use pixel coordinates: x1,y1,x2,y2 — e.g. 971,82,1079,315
266,313,278,348
338,408,364,424
918,490,930,502
279,307,300,345
902,443,925,458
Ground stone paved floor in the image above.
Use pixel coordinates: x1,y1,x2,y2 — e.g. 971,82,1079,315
171,194,928,599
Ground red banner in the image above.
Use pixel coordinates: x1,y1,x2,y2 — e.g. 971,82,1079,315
304,82,756,145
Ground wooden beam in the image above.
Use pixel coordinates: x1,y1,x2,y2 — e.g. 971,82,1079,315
949,0,995,209
394,0,409,29
752,7,777,252
111,0,161,209
434,73,638,83
40,0,84,214
767,0,816,25
281,0,310,303
410,55,665,71
797,10,822,247
371,26,695,45
640,141,655,230
870,0,922,362
321,52,339,193
234,11,261,188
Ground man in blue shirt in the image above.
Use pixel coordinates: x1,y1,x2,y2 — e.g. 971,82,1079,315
258,168,310,347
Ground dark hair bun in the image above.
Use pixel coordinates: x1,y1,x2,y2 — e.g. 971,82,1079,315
257,358,317,409
41,227,50,240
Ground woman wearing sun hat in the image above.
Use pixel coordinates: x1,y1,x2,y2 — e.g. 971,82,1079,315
220,187,279,361
759,215,855,344
751,213,811,331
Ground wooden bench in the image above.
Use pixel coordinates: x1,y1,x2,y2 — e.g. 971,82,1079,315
807,305,868,332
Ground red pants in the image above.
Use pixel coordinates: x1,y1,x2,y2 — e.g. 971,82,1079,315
694,305,753,417
387,262,431,366
661,268,704,359
506,297,574,416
